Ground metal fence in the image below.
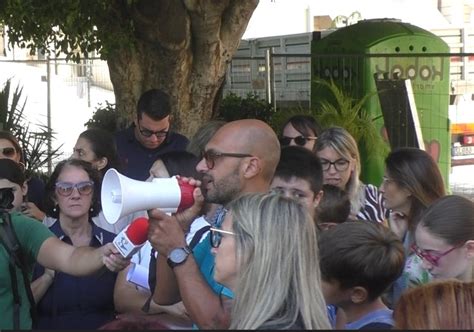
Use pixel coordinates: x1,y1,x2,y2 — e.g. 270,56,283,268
0,57,115,171
1,54,474,199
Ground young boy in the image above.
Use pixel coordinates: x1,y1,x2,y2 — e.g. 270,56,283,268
319,222,405,329
270,145,324,218
316,184,351,230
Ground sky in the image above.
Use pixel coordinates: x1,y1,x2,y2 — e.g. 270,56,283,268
243,0,453,39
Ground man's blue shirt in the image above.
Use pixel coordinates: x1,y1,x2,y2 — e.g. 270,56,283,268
115,126,189,181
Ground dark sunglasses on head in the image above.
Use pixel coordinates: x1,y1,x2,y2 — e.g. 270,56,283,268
279,135,317,147
0,147,16,158
55,181,94,197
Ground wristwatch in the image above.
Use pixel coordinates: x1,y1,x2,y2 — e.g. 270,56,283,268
167,246,192,269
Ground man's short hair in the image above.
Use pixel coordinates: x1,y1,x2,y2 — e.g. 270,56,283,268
137,89,171,121
316,184,351,224
319,222,405,301
274,145,323,194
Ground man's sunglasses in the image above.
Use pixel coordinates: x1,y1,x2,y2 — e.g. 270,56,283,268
55,181,95,197
137,122,169,138
0,147,16,158
279,135,317,147
200,150,253,170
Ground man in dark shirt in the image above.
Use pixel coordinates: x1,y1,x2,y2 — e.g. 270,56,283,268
115,89,189,181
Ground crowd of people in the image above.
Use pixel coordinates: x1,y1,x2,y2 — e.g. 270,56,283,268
0,87,473,330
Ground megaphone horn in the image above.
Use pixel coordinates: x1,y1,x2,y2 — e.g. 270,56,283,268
101,168,195,225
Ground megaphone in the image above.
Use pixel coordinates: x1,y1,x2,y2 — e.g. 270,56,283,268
101,168,195,225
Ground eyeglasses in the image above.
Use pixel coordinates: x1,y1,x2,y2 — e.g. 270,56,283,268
279,135,317,147
210,227,235,248
201,150,253,170
0,147,16,158
137,122,169,138
320,158,350,172
55,181,94,197
411,243,460,267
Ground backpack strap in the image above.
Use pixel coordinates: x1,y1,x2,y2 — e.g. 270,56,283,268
188,225,211,250
0,212,38,328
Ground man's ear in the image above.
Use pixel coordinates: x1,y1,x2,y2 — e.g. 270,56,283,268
465,240,474,260
21,181,29,197
350,286,368,304
313,190,324,209
242,157,261,179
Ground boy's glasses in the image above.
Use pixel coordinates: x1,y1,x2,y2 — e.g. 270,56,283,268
55,181,94,197
200,150,253,170
411,243,460,267
137,122,168,138
210,227,235,248
0,147,16,158
320,158,350,172
279,135,317,147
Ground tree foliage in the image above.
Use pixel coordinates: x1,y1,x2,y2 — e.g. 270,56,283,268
84,101,118,133
0,0,135,63
218,92,274,123
0,1,259,136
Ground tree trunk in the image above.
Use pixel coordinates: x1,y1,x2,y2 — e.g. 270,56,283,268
105,0,258,138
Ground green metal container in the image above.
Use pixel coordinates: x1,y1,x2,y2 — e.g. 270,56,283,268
311,18,450,188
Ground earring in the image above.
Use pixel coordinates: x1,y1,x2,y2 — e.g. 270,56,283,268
90,207,94,213
53,205,58,213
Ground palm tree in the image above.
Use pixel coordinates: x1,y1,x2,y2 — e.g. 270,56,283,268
312,78,389,163
0,78,61,178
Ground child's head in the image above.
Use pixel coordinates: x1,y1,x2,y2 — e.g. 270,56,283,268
270,145,323,218
319,222,405,306
0,158,27,211
414,195,474,280
316,184,351,230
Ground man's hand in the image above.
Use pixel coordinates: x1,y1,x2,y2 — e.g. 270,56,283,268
101,242,131,272
147,177,204,256
21,202,46,221
174,176,205,231
148,209,187,257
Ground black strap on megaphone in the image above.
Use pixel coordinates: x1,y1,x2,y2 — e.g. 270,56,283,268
141,225,211,313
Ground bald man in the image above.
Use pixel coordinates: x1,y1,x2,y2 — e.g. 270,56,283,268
147,119,280,329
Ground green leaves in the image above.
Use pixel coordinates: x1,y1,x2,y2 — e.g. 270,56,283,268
312,78,389,162
0,0,137,63
0,78,62,177
218,92,274,123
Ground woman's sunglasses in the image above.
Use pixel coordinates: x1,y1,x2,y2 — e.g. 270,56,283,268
55,181,94,197
0,147,16,158
279,135,317,147
210,227,235,248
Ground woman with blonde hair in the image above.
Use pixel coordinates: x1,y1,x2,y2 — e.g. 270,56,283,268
211,192,330,330
393,279,474,329
315,127,387,223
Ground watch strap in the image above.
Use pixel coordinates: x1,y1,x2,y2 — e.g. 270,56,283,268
167,246,192,269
